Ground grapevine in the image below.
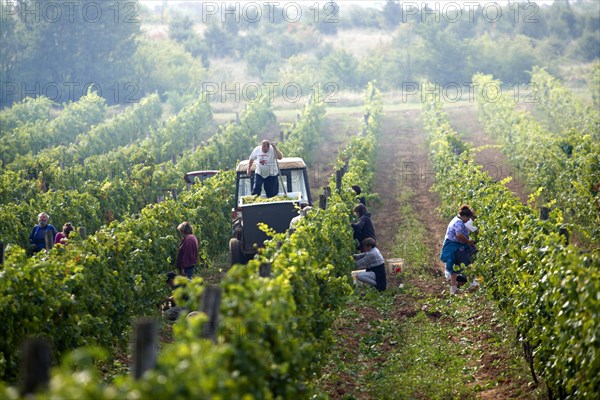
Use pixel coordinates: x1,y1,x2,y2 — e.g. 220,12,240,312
422,95,600,399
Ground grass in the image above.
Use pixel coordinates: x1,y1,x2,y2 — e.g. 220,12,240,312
314,180,482,399
370,311,476,400
390,187,429,274
365,185,481,399
315,168,545,399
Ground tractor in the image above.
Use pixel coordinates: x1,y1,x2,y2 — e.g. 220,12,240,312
229,157,312,265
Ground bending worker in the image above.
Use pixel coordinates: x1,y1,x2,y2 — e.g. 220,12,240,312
354,237,386,292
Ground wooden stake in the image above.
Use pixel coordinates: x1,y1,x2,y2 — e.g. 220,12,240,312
20,338,51,395
319,194,327,210
44,230,54,251
132,319,158,380
200,286,222,343
259,263,272,278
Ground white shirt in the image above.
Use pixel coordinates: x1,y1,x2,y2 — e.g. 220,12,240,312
444,216,469,242
249,146,279,177
465,219,477,233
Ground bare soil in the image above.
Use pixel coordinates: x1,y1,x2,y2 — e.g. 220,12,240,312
318,107,539,399
190,103,539,399
299,108,365,195
444,104,530,204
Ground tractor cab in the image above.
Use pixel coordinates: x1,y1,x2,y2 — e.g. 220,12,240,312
230,157,312,265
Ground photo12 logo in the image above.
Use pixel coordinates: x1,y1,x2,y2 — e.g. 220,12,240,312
401,1,539,24
1,0,140,24
400,81,538,104
201,81,339,104
0,81,140,104
199,1,339,24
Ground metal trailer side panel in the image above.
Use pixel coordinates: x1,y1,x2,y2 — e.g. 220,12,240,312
241,202,298,252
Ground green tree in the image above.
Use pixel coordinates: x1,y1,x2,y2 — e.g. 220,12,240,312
236,32,264,57
573,32,600,61
273,33,305,59
382,0,403,30
517,4,549,39
340,5,381,29
245,46,280,78
0,3,26,106
134,38,205,97
203,23,236,58
223,5,240,36
547,0,583,39
313,1,339,35
322,49,362,90
469,33,539,84
1,0,141,107
169,16,195,43
412,23,471,84
168,15,209,67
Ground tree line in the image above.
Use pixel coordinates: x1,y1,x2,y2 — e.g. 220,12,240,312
1,0,598,108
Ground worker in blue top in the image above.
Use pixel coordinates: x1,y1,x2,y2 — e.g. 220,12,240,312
29,212,57,253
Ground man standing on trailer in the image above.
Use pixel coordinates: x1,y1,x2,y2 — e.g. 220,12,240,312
247,139,283,198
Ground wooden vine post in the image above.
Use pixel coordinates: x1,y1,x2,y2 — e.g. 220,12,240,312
200,286,222,343
259,262,272,278
132,319,158,380
319,194,327,210
20,338,51,396
44,230,54,251
335,170,343,192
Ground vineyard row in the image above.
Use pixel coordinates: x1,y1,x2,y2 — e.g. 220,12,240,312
473,73,600,246
0,82,383,398
422,94,599,399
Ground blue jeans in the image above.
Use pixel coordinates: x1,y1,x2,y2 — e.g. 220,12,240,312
252,174,279,197
182,265,196,280
357,271,376,286
357,264,386,291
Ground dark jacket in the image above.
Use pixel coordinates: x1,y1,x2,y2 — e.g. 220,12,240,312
176,234,199,269
29,224,57,253
352,212,376,244
369,264,387,292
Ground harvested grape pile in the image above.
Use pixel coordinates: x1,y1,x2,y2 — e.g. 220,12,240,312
241,194,300,204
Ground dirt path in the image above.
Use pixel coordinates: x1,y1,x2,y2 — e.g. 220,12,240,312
444,104,530,204
371,110,445,275
307,109,365,194
319,107,541,399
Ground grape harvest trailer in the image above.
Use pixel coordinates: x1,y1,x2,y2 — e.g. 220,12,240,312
229,157,312,265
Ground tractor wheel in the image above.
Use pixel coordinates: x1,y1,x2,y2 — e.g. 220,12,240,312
229,238,245,266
